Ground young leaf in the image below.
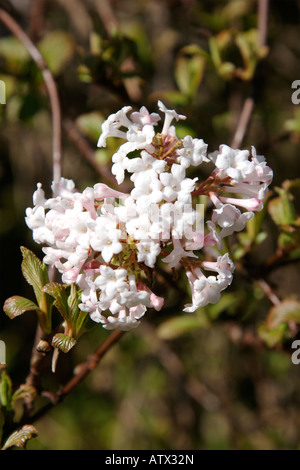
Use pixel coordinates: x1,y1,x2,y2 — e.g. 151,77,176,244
267,299,300,329
12,384,37,405
74,310,95,338
3,296,39,319
2,425,38,450
43,282,70,323
20,247,53,319
52,334,76,353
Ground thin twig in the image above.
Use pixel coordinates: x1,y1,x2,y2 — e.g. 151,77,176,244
0,8,63,416
3,330,125,441
59,330,124,399
231,97,255,149
230,0,269,149
0,8,62,184
28,0,46,42
26,330,124,426
257,279,281,306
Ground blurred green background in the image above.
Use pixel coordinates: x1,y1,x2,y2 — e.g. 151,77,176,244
0,0,300,450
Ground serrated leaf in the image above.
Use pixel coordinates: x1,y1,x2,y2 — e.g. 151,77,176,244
2,425,38,450
3,296,39,319
43,282,69,322
267,299,300,329
67,284,81,324
74,311,95,337
12,384,37,405
157,314,208,340
20,247,53,321
52,334,76,353
38,31,75,75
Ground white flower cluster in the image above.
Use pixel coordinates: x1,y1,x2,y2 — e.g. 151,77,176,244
25,101,273,330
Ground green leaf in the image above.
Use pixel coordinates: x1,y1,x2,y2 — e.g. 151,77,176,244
257,323,289,348
267,299,300,329
43,282,69,323
38,31,75,76
2,425,38,450
157,313,208,340
52,334,76,353
175,45,207,98
67,284,81,324
44,283,94,339
12,384,37,405
268,190,297,226
74,310,95,337
20,247,52,313
208,292,241,320
3,296,39,319
0,37,30,74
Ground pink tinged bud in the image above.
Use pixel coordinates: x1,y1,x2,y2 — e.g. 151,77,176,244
93,183,128,200
219,196,262,211
138,282,164,311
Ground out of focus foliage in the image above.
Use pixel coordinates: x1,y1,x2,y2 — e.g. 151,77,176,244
0,0,300,450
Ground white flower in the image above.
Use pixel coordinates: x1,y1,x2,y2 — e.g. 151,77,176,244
212,202,242,228
177,136,209,168
160,163,198,204
209,145,251,182
118,275,151,308
99,305,147,331
158,100,186,135
95,266,128,300
162,235,197,268
90,217,123,263
127,151,166,177
97,106,133,147
131,171,163,204
136,239,161,268
183,259,233,312
130,106,160,127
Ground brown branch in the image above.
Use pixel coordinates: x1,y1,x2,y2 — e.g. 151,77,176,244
0,8,62,184
230,0,269,149
28,0,46,42
0,8,64,417
25,330,124,426
58,330,124,399
257,278,281,306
